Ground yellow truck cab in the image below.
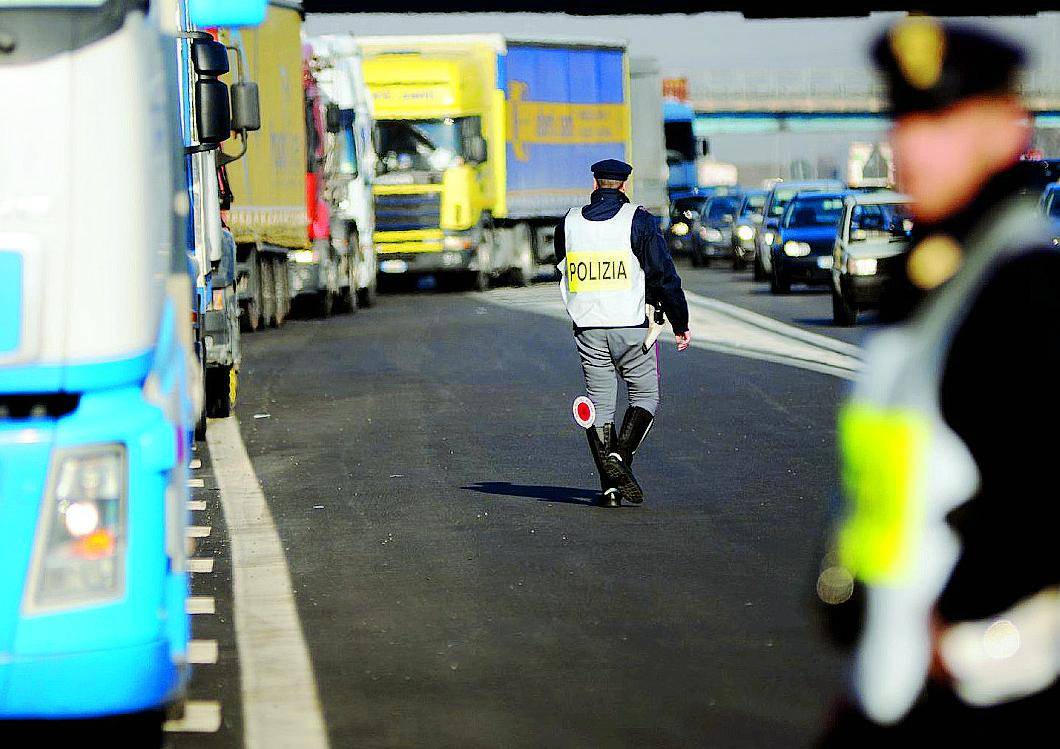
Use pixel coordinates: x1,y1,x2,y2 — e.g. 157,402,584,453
357,35,632,291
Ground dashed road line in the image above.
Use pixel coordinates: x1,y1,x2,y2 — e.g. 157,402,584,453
188,557,215,573
190,458,202,470
188,477,205,488
207,415,330,749
187,525,211,538
164,700,222,734
186,596,216,615
188,639,219,665
188,499,207,511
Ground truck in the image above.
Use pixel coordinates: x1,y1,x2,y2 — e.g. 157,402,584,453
663,97,708,201
0,0,265,727
628,57,670,229
308,34,379,308
355,34,633,288
222,1,359,326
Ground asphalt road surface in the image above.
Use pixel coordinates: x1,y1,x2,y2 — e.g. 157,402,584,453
168,261,864,748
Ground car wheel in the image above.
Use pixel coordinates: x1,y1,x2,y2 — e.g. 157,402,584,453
770,264,790,294
832,288,857,326
753,254,766,281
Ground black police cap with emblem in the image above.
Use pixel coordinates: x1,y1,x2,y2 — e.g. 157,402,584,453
591,159,633,182
872,17,1026,117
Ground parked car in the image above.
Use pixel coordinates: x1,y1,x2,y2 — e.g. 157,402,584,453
830,191,915,325
769,189,849,294
691,193,743,267
729,189,767,269
754,179,844,280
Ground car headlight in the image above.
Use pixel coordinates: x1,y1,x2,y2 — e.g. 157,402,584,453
1053,237,1059,247
783,241,811,257
671,222,688,237
762,231,775,247
291,249,317,264
703,228,723,242
847,257,878,275
736,225,755,241
25,445,127,612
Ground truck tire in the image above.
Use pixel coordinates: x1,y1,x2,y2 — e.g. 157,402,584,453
356,276,376,309
205,365,236,418
511,223,535,287
273,255,288,326
316,285,335,317
338,227,358,313
241,249,262,332
261,255,277,328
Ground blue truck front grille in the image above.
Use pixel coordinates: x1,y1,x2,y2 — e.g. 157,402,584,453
374,192,442,232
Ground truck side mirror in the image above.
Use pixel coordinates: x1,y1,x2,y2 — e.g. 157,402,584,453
325,103,342,134
231,81,261,132
467,135,487,164
197,79,231,144
192,39,229,76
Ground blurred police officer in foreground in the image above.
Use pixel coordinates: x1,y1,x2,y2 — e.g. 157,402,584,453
556,160,691,507
817,17,1059,744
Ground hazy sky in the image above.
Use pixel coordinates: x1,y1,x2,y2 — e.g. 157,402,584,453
306,12,1060,89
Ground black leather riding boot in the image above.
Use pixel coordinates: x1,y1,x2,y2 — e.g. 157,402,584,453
586,423,621,507
603,406,655,505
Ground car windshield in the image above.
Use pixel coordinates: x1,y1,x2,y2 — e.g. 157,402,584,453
849,202,914,241
376,118,464,174
672,198,707,220
783,196,845,228
740,194,766,216
706,197,739,222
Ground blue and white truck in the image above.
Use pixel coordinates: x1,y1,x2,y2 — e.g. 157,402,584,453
0,0,264,726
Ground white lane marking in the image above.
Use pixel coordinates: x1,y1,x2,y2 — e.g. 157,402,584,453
186,596,215,615
188,557,215,573
187,525,211,538
481,285,861,380
207,416,330,749
188,478,205,488
188,639,219,664
189,499,207,511
163,700,222,733
190,458,202,470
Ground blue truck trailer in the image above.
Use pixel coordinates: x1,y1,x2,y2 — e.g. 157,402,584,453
0,0,263,726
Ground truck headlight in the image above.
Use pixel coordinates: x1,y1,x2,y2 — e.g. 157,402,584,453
847,257,878,275
25,445,127,611
783,241,811,257
291,249,317,264
736,225,755,242
443,236,472,251
671,222,688,237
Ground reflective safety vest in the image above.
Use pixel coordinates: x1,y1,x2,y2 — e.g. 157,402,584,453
832,198,1057,724
559,203,647,329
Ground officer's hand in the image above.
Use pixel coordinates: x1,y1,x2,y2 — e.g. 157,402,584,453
675,330,691,352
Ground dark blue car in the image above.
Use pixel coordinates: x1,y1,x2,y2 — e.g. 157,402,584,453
1041,183,1060,243
769,190,850,294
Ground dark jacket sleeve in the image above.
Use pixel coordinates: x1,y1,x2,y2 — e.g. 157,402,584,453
631,207,690,334
554,216,566,264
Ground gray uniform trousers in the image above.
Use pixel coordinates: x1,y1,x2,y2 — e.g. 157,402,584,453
575,327,660,427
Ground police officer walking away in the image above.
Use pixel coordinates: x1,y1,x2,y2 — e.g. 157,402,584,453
556,159,691,508
818,18,1060,744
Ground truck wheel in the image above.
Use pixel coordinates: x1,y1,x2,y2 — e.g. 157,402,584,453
832,288,857,326
316,287,335,318
194,406,207,442
356,275,375,309
510,224,535,287
273,256,288,326
205,365,235,418
261,255,277,328
339,228,359,312
241,250,262,332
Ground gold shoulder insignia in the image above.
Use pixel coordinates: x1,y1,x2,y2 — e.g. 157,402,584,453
889,17,946,91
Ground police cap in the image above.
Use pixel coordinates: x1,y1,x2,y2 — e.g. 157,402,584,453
591,159,633,182
872,17,1026,117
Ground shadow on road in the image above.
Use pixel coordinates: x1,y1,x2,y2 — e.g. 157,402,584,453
463,481,600,506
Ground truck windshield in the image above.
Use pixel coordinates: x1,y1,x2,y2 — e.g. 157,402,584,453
376,118,478,174
783,196,845,228
664,121,695,165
